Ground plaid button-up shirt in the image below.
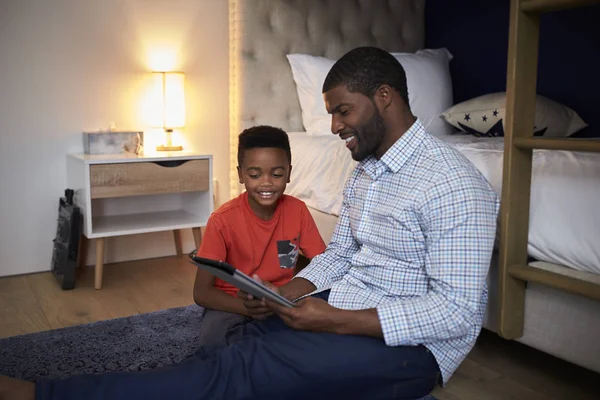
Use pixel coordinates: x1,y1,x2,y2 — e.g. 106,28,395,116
296,118,499,384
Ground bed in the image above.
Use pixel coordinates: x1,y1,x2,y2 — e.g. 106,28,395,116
285,132,600,274
228,0,600,374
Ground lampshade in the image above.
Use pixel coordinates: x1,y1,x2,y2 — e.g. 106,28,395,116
152,71,185,129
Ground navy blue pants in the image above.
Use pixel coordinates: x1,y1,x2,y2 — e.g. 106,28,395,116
35,291,440,400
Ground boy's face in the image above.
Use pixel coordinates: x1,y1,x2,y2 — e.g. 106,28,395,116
237,147,291,218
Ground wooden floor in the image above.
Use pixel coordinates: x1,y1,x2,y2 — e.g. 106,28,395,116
0,256,597,399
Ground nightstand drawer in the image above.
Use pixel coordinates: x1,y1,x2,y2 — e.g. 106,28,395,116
90,159,209,199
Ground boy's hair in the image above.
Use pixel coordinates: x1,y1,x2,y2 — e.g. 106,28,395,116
237,125,292,166
322,46,410,106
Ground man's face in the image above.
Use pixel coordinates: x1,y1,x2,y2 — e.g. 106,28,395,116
324,85,387,161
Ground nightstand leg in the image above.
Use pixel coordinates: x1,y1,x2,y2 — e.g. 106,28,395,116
77,234,88,269
173,230,183,256
192,227,202,249
95,238,105,290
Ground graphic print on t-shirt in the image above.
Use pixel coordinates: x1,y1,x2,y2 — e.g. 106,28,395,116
277,236,299,269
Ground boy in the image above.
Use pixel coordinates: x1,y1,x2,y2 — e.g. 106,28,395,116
193,125,326,346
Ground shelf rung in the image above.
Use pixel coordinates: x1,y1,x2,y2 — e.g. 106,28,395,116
520,0,600,13
514,137,600,152
509,263,600,301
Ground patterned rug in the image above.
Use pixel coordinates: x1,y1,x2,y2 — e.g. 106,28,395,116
0,305,437,399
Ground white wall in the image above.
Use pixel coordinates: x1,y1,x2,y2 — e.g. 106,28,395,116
0,0,230,277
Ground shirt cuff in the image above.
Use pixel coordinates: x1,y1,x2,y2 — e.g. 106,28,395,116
294,264,332,291
376,301,413,347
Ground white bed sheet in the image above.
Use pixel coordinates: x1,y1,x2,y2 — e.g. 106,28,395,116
285,131,600,275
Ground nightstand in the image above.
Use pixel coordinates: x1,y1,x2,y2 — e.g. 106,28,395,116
67,152,213,289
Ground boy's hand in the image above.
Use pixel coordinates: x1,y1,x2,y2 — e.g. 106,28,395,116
237,275,278,320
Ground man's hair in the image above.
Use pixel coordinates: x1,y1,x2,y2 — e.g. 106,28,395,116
237,125,291,166
322,46,409,105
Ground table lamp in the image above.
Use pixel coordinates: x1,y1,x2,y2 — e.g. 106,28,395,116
153,71,185,151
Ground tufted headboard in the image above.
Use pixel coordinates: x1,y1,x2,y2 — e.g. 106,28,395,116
228,0,426,197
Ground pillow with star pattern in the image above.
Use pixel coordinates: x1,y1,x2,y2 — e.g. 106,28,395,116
441,92,587,137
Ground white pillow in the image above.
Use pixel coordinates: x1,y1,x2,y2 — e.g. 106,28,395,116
441,92,588,138
286,48,455,136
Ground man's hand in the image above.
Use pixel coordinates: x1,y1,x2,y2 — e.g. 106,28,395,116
267,294,384,338
237,275,277,320
265,296,343,333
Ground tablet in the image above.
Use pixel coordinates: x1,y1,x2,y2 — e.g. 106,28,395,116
190,255,295,308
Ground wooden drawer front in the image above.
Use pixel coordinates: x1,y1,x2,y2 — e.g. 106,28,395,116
90,159,209,199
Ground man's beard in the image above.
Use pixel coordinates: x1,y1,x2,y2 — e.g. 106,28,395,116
350,109,387,161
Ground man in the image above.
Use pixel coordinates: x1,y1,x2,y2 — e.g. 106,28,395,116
0,46,499,400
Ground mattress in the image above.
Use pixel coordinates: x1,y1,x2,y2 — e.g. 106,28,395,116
285,131,600,275
306,205,338,246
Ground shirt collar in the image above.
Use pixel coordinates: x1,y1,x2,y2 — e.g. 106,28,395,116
359,118,427,178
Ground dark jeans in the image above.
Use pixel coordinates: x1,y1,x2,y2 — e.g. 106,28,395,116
35,291,440,400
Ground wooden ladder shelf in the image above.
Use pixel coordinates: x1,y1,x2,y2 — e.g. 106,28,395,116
497,0,600,339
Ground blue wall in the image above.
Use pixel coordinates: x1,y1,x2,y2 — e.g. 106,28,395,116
425,0,600,137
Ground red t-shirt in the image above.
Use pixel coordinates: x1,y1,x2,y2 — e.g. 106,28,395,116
197,192,326,296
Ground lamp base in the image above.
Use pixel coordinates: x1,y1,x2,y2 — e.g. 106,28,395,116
156,145,183,152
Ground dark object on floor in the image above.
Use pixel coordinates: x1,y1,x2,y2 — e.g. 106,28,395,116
0,305,437,399
50,188,82,290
